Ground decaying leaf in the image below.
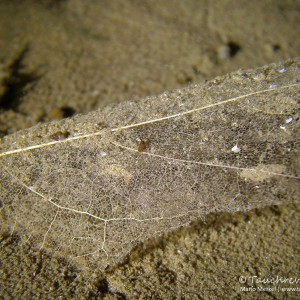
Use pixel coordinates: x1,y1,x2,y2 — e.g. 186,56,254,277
0,59,299,272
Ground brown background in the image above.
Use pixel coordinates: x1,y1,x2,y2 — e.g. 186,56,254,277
0,0,299,299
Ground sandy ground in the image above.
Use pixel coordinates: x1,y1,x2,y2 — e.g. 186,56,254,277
0,0,299,299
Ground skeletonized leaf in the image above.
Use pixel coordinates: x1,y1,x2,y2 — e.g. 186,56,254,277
0,59,299,271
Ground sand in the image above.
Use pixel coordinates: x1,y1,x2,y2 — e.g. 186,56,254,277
0,0,299,299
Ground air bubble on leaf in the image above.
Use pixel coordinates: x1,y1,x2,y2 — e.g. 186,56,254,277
231,144,240,153
73,132,83,137
278,68,287,73
100,151,107,157
280,125,286,130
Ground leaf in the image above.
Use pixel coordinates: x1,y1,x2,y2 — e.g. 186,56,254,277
0,59,299,272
